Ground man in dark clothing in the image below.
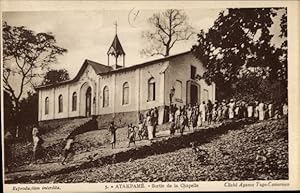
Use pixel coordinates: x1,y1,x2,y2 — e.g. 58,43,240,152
207,100,213,125
153,107,159,137
109,121,117,149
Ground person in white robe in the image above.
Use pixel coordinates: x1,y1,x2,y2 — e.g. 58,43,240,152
282,103,288,116
199,101,206,122
258,101,265,121
247,102,253,118
146,112,154,142
228,99,235,119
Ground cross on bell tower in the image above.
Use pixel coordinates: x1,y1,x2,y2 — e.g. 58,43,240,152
114,21,118,35
107,21,126,69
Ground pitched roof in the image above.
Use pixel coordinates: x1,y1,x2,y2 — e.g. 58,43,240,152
86,59,112,74
107,35,125,56
35,60,112,90
35,51,193,90
100,51,192,75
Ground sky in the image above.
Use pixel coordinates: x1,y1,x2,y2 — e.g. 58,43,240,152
2,8,284,97
3,9,223,79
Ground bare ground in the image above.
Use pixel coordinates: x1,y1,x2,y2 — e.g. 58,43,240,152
6,118,288,183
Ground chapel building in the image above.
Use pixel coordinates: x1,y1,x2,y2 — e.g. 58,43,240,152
36,32,216,126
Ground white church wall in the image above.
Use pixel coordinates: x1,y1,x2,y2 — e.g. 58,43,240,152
98,61,167,116
53,84,70,119
68,83,80,118
138,61,167,111
38,64,99,121
38,52,215,123
98,74,114,115
114,70,137,113
198,79,215,104
39,88,55,121
165,52,215,107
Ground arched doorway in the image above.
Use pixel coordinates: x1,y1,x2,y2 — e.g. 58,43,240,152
86,87,92,117
190,84,198,105
186,80,200,105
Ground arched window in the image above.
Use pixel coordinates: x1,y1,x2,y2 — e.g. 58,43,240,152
122,82,129,105
45,97,49,115
175,80,182,100
72,92,77,111
58,94,63,113
103,86,109,107
148,77,155,101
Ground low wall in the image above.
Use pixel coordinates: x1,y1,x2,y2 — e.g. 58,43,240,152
39,117,86,131
40,106,169,131
97,111,138,129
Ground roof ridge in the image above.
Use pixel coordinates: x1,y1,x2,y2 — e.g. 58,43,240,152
85,59,106,66
101,50,192,74
35,50,192,90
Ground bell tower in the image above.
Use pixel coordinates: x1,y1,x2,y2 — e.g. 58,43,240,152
107,21,126,69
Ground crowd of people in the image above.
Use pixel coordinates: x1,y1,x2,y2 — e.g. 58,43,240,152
69,99,290,159
168,99,288,132
129,99,289,144
4,98,288,169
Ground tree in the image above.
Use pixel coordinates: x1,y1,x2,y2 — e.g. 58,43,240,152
277,9,287,83
3,22,67,114
42,69,70,86
19,91,38,125
4,91,14,132
141,9,194,57
192,8,287,101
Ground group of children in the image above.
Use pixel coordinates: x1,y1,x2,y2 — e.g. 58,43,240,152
168,101,212,136
106,107,160,150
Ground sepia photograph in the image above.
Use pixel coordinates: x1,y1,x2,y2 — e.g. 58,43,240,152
1,0,299,192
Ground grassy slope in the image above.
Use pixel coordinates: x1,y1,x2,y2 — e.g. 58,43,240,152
36,118,288,183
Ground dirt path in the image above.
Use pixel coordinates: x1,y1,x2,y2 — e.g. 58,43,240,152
35,119,287,183
5,124,210,183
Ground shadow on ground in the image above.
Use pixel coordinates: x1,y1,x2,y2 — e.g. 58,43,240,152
6,118,256,183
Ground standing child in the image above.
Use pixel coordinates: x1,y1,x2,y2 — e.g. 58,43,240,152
109,121,117,149
61,135,75,165
127,124,136,147
169,112,176,136
274,109,281,119
138,118,145,140
179,112,187,135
